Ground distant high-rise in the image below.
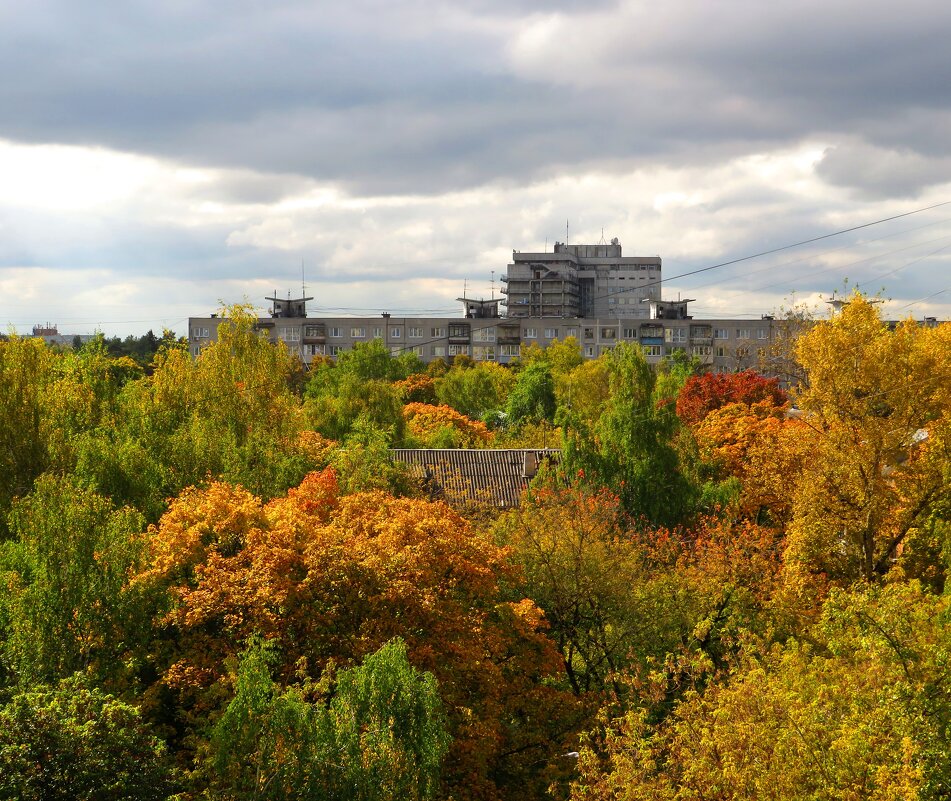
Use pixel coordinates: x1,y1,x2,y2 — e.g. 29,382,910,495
501,239,661,318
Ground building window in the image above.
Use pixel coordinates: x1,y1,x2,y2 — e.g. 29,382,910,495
409,327,423,338
279,327,300,342
665,328,687,344
600,327,617,340
448,324,469,339
390,327,401,338
431,327,445,338
191,327,210,339
584,345,596,357
715,345,728,357
412,346,424,356
350,327,365,338
330,345,346,356
714,328,729,340
544,328,558,339
643,344,662,357
692,345,712,357
565,327,578,338
372,327,383,339
524,328,537,339
473,346,496,361
432,346,445,357
473,327,496,342
304,344,326,356
736,328,751,340
329,327,342,338
448,344,470,357
623,328,637,339
499,344,520,357
757,328,769,340
304,325,324,338
583,327,595,340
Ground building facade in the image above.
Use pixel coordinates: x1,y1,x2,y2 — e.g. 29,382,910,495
502,239,662,318
188,294,778,375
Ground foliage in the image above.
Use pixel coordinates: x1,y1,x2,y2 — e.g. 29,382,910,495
394,372,438,404
0,474,146,685
562,342,697,526
0,336,55,528
211,637,449,801
571,582,951,801
676,369,787,428
435,361,513,419
506,361,557,426
785,294,951,583
0,674,175,801
135,472,575,800
403,402,494,448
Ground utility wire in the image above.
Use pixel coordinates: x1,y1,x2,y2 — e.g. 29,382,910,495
589,199,951,303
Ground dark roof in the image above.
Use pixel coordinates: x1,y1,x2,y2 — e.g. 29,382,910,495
390,449,561,508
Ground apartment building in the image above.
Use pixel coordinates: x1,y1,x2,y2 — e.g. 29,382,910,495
188,294,777,374
502,239,662,318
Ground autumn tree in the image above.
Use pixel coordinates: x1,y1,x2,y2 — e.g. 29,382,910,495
497,486,672,699
135,471,576,800
571,582,951,801
402,402,493,448
785,294,951,583
0,336,55,526
435,361,513,420
115,305,317,501
675,369,787,428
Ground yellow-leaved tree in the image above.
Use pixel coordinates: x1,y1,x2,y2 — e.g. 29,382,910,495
785,294,951,583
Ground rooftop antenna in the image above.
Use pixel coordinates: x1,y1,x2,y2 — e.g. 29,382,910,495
491,270,495,300
599,227,606,245
566,219,569,247
301,258,305,298
463,278,468,299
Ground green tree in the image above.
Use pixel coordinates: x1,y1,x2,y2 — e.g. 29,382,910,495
0,474,146,685
211,637,450,801
0,675,175,801
506,361,556,426
0,336,55,527
436,362,508,419
563,342,696,526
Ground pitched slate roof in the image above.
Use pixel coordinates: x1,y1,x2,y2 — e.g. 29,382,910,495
390,449,562,508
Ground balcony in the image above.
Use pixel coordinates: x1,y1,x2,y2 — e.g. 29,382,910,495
448,324,471,344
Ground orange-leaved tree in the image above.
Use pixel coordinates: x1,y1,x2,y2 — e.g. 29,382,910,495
402,402,493,448
135,468,576,800
676,369,787,428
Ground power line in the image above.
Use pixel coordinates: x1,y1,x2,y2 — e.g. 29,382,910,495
590,199,951,304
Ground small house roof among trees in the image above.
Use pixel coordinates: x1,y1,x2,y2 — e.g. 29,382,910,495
390,449,561,508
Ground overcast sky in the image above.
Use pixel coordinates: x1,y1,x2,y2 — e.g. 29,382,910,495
3,0,951,337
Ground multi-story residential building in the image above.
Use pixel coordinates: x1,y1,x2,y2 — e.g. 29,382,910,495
188,293,779,375
502,239,662,318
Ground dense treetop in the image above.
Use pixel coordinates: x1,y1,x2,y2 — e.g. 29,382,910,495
0,294,948,800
